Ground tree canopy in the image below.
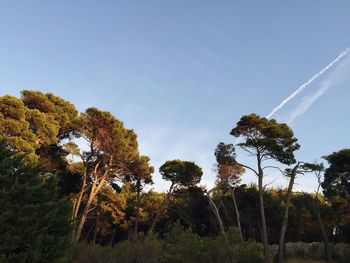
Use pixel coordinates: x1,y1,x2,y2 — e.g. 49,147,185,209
323,149,350,199
159,159,203,187
230,113,300,165
0,140,73,263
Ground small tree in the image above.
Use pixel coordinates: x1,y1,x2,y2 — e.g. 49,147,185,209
149,160,203,233
123,155,154,239
214,142,245,237
277,162,322,263
310,165,333,262
0,140,73,263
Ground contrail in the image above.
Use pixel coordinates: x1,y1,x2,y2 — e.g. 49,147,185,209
266,48,349,119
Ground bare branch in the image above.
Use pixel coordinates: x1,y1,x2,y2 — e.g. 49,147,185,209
263,175,282,189
262,165,284,174
234,161,259,177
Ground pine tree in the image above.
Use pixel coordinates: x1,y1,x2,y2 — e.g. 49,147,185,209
0,140,73,263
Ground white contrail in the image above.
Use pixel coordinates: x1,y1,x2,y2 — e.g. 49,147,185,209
266,48,349,119
286,80,330,124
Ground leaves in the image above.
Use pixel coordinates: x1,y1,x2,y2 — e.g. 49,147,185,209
159,160,203,187
230,113,300,165
0,139,73,262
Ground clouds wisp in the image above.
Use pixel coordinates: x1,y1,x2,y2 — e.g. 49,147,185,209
266,48,349,119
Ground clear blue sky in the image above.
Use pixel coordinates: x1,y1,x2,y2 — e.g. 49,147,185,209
1,1,349,192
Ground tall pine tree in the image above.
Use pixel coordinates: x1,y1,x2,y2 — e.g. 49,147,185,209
0,139,73,263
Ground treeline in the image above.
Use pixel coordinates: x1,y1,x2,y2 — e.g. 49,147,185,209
0,90,349,263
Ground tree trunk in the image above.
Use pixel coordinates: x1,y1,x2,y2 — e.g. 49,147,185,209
149,182,174,234
134,179,141,240
109,227,116,247
74,187,95,241
278,164,298,263
74,170,107,241
231,187,243,240
208,191,225,235
72,168,87,220
312,197,332,262
257,154,270,263
93,193,102,244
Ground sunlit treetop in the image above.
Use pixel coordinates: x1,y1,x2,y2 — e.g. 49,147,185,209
77,107,140,170
21,90,78,138
0,95,41,161
230,113,300,165
159,159,203,187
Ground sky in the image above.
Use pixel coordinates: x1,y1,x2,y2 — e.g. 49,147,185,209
1,1,350,192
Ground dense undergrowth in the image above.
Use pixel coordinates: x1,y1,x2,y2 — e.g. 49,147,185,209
72,224,263,263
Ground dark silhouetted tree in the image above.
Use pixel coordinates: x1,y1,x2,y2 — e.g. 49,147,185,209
0,140,73,263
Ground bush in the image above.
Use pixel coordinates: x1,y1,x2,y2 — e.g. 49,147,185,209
73,223,264,263
162,222,202,263
237,242,264,263
73,235,162,263
332,243,350,263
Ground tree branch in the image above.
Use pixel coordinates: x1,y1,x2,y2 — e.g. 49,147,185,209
262,165,284,174
235,161,259,177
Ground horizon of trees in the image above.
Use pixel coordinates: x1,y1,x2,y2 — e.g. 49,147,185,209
0,90,349,263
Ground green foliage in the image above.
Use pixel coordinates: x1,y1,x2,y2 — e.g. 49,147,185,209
323,149,350,199
322,149,350,242
230,113,300,165
25,108,60,145
167,186,212,236
73,223,263,263
2,89,349,263
237,242,264,263
0,140,73,263
215,143,236,165
0,95,38,161
0,91,78,166
78,107,139,165
214,143,244,190
124,155,154,186
73,235,162,263
159,160,203,187
163,222,202,263
21,90,78,138
332,243,350,263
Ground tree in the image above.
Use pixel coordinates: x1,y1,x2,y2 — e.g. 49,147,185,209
309,165,333,262
0,95,41,161
72,107,139,241
124,155,154,238
149,160,203,233
277,162,322,263
230,113,299,263
323,149,350,200
21,90,78,139
214,142,245,238
20,90,79,173
322,149,350,242
0,91,79,173
0,139,73,263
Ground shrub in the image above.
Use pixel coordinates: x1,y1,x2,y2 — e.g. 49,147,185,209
72,223,264,263
237,242,264,263
162,221,202,263
73,235,162,263
332,243,350,263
